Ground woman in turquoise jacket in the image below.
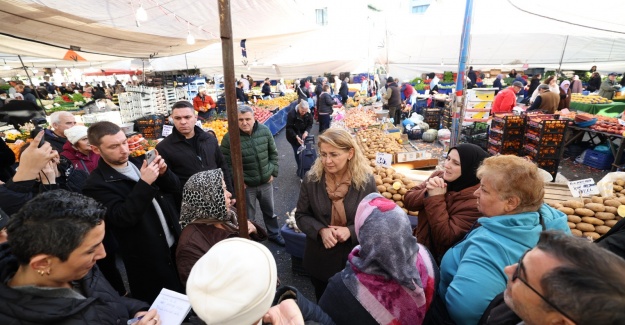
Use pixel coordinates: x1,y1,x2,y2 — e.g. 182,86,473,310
437,155,571,325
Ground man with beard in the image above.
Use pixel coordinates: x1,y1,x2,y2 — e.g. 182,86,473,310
82,121,183,304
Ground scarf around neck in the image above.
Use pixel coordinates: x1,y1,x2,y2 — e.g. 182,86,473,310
343,192,437,325
325,171,352,226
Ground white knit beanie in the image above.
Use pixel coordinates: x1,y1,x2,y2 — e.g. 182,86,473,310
64,125,89,145
186,238,277,325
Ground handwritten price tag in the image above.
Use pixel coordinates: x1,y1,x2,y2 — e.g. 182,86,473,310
375,152,393,168
162,125,173,137
567,178,599,198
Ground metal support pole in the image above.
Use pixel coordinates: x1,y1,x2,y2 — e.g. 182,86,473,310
18,55,44,107
557,35,569,76
451,0,474,147
218,0,248,238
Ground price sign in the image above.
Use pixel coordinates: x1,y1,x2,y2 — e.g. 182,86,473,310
162,125,173,137
567,178,599,198
375,152,393,168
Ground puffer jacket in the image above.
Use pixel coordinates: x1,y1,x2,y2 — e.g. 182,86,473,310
0,244,148,324
403,170,482,263
220,122,278,187
61,141,100,173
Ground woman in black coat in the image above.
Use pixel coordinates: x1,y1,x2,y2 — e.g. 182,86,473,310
587,72,602,92
339,78,349,105
286,100,313,171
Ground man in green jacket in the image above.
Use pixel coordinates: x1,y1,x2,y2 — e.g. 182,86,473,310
598,72,622,100
221,105,285,246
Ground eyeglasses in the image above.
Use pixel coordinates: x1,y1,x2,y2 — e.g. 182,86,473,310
512,249,578,325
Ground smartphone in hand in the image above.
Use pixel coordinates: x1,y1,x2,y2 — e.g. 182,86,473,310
145,149,157,165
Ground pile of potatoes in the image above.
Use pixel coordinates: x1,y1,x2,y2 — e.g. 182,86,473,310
550,196,625,240
357,129,404,160
371,166,420,216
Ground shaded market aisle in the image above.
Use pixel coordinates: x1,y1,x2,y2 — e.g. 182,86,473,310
255,122,317,301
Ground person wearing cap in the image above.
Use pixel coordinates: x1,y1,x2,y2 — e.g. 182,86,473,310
599,72,622,100
286,99,313,171
61,125,100,173
187,238,335,325
491,81,524,114
527,84,560,114
193,87,216,120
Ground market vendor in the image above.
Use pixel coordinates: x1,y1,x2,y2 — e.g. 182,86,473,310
491,81,523,114
599,72,621,100
193,87,216,120
527,84,559,114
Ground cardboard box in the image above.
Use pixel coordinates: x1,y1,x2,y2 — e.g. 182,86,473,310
395,143,433,163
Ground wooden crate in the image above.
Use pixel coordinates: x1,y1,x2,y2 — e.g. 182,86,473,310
543,183,575,205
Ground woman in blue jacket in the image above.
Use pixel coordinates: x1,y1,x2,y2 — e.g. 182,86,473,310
437,155,571,325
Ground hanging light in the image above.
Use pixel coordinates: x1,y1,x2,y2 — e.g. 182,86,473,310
186,31,195,45
136,3,148,22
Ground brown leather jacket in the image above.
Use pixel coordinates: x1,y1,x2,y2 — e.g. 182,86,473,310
403,170,483,263
175,222,267,286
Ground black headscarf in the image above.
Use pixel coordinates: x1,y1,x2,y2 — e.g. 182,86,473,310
445,143,489,192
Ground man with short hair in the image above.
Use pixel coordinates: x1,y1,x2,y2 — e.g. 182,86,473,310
527,84,560,114
499,230,625,325
262,78,272,99
383,77,401,126
220,106,284,246
83,121,183,303
156,100,234,194
45,111,76,152
491,81,524,114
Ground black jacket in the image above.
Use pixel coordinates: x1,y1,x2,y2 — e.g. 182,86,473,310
44,128,68,153
0,244,149,325
262,82,272,96
588,76,601,92
0,179,60,215
156,125,234,197
596,217,625,260
318,273,377,325
236,87,247,102
285,108,313,147
339,81,348,100
82,158,183,303
0,138,15,182
317,93,335,115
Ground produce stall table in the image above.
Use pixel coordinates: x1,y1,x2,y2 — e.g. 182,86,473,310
562,125,624,171
542,183,575,206
262,100,297,136
570,102,625,117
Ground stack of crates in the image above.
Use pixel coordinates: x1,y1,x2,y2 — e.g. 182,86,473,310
488,114,525,156
423,108,441,130
523,114,568,181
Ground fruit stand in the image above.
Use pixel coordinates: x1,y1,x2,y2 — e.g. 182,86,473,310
569,93,625,117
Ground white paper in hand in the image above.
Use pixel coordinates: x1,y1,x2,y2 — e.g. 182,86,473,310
149,289,191,325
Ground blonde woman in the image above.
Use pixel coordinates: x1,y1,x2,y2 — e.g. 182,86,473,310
295,128,377,300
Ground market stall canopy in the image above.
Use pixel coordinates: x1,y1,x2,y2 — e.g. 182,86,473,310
0,0,319,60
380,0,625,80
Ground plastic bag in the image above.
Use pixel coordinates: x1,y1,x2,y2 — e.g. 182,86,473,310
409,112,424,123
597,172,625,197
438,128,451,141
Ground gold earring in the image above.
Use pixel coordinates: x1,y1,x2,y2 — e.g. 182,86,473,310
46,268,51,276
37,269,45,276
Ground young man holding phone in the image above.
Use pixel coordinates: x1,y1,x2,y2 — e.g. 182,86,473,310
83,121,183,304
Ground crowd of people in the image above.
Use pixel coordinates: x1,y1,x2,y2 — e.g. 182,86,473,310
1,71,625,324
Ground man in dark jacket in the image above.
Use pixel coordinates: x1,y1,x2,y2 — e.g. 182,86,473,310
262,78,272,99
83,121,183,304
339,77,349,104
468,66,477,89
383,77,401,126
45,111,76,152
156,101,234,198
220,105,284,246
285,100,313,171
